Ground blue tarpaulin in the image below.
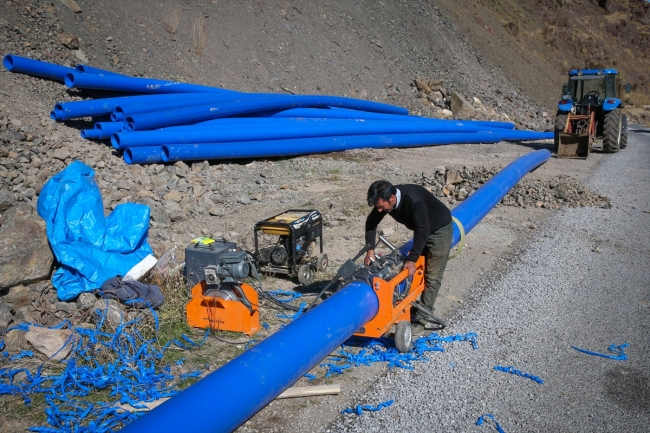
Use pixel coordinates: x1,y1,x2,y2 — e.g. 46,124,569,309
37,161,154,301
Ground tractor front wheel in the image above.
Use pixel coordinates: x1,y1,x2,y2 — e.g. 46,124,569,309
603,108,622,153
554,112,568,153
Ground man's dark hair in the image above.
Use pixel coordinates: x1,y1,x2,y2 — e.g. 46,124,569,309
367,180,397,206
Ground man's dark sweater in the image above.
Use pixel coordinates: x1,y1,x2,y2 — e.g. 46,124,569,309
365,184,452,262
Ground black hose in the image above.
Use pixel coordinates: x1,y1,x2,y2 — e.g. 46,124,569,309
244,254,302,312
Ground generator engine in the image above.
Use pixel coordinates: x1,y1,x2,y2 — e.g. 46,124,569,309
258,235,311,267
185,238,260,335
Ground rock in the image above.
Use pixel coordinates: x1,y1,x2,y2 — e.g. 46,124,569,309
25,327,76,360
52,147,71,161
449,92,478,119
445,170,464,185
0,203,54,289
168,210,187,222
77,292,96,310
92,299,125,327
0,191,15,212
59,32,79,50
0,303,12,330
414,79,432,94
58,0,82,13
55,302,78,313
4,329,29,354
3,285,32,310
163,191,183,202
14,305,36,323
238,196,252,205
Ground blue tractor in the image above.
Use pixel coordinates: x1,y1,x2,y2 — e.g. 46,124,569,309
554,69,630,158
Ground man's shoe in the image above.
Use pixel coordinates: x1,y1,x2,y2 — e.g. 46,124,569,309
411,320,426,336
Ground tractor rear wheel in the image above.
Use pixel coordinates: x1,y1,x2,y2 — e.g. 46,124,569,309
603,108,622,153
554,112,568,153
620,113,628,149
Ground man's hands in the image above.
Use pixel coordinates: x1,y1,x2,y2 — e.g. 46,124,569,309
403,260,416,277
364,249,376,266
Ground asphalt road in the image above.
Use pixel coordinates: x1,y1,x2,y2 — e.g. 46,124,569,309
333,124,650,432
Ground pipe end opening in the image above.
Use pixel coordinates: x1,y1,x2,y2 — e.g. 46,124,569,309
64,73,75,88
3,54,14,71
161,146,170,162
111,134,121,149
124,149,133,164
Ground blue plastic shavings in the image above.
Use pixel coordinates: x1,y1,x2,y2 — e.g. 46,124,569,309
276,302,308,320
10,350,34,361
494,365,544,384
319,332,478,377
175,359,185,365
269,290,303,302
179,371,202,379
0,305,206,432
571,343,629,361
261,322,270,330
243,340,258,350
303,373,317,381
476,414,506,433
341,399,394,415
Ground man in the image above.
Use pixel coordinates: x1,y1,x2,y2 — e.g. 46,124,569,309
364,180,452,335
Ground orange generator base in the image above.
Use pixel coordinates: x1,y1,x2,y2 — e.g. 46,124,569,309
186,281,260,335
354,255,426,339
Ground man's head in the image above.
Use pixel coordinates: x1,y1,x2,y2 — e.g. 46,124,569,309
367,180,397,213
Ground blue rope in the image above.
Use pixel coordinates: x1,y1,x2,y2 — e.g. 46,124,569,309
476,414,506,433
341,399,394,415
493,365,544,384
303,373,316,381
269,290,303,302
571,343,629,361
320,332,478,376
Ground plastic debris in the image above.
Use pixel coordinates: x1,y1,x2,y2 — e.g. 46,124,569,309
493,365,544,384
571,343,629,361
476,414,506,433
0,307,208,432
320,332,478,376
268,290,303,303
341,399,394,415
303,373,317,381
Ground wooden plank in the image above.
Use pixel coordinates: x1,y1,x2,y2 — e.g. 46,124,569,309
276,384,340,399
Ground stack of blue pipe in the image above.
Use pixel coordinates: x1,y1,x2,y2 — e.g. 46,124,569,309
3,54,552,165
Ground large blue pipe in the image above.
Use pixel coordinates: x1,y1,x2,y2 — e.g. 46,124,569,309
3,54,75,82
123,146,163,165
75,64,124,76
111,119,525,149
51,93,200,120
110,93,266,121
64,70,244,95
159,130,551,163
119,149,551,433
124,95,410,131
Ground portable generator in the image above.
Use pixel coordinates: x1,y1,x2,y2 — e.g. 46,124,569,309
185,237,260,335
253,209,327,285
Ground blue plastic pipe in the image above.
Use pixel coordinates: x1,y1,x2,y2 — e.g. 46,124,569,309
110,93,264,121
119,150,551,433
119,281,379,433
3,54,75,82
51,93,200,120
124,95,410,131
160,130,551,163
112,119,522,149
123,146,163,164
65,70,244,95
75,64,124,76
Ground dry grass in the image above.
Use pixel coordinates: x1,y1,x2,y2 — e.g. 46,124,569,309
192,16,207,55
163,9,181,34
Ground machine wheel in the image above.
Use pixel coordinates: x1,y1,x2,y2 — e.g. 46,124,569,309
554,112,568,153
394,321,412,353
316,253,329,272
603,108,622,153
297,264,314,285
620,113,628,149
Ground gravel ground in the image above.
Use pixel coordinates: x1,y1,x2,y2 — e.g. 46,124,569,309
329,125,650,432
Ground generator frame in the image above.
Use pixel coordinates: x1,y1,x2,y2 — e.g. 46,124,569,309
253,209,326,284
